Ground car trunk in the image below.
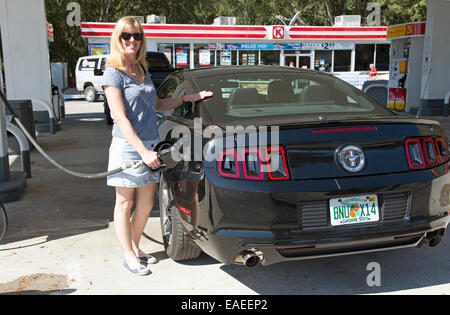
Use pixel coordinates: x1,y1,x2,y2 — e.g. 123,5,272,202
276,119,440,180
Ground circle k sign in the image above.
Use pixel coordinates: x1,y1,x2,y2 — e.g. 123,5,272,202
272,26,285,39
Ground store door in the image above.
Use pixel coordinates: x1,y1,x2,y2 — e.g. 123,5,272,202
298,56,311,69
285,55,296,67
284,53,312,68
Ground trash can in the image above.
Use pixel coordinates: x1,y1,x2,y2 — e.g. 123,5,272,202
6,99,36,154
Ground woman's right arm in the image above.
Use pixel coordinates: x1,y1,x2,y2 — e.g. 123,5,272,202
104,86,160,168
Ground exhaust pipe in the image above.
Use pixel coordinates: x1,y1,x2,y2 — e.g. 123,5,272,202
235,249,264,267
242,251,260,268
425,229,445,247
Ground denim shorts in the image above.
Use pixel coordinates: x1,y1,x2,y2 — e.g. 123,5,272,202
107,137,161,187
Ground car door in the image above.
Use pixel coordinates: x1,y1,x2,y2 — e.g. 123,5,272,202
157,73,206,236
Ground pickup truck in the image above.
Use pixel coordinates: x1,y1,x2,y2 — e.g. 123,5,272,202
102,51,179,124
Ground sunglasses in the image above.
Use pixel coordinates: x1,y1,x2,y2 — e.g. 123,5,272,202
120,32,143,41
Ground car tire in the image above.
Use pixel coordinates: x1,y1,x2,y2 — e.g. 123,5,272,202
84,86,97,102
159,172,202,261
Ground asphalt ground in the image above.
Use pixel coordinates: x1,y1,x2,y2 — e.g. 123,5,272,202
0,100,449,296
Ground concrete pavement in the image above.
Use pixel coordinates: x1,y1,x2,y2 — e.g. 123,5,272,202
0,101,449,295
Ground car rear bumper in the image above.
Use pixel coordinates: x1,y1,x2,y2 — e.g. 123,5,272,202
199,169,450,266
203,216,448,266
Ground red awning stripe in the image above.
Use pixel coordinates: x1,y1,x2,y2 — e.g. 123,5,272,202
290,26,387,32
82,31,267,39
289,34,386,39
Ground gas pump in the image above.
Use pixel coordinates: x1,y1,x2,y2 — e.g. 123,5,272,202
387,22,426,112
388,40,409,110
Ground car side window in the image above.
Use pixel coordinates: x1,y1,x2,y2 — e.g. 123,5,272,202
78,58,98,71
172,88,194,119
157,78,178,100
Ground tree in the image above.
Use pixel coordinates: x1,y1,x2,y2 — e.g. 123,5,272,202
45,0,428,79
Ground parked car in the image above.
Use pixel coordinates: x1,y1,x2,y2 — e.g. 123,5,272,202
75,55,108,102
103,51,178,124
156,66,450,267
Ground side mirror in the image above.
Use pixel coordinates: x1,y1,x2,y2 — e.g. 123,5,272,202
94,69,104,76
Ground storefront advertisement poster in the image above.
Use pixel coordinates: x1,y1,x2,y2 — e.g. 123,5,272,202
199,50,211,66
176,49,188,66
241,53,256,65
220,50,231,66
89,43,110,55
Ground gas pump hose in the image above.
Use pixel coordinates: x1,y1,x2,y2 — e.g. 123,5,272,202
1,90,178,179
12,115,143,179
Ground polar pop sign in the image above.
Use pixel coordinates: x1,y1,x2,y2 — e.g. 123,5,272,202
272,26,285,39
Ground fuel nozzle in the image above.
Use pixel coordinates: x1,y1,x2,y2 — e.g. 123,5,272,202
148,139,185,172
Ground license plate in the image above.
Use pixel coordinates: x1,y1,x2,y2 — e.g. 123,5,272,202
329,195,379,226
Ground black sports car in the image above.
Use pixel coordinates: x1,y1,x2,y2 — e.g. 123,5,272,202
156,66,450,267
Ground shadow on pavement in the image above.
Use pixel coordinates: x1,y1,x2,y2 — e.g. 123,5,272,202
2,113,116,246
219,234,450,294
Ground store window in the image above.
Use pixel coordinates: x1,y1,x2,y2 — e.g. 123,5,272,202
175,43,190,69
333,50,351,72
157,43,174,66
194,43,214,68
355,44,375,71
375,44,390,71
261,50,280,66
240,50,258,65
314,50,332,72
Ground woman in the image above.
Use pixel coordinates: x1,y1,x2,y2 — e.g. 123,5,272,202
103,16,212,276
369,63,377,80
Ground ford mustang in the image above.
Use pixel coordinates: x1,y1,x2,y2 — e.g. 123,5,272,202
156,66,450,267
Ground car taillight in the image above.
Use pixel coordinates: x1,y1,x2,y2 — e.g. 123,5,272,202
423,138,439,166
265,147,290,180
217,147,290,180
405,137,449,170
242,149,264,180
405,139,425,169
218,151,240,178
435,138,449,162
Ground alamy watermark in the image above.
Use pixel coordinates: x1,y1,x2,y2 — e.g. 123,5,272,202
66,2,81,27
167,119,282,170
366,262,381,287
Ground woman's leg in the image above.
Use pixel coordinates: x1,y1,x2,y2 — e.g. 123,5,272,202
131,182,157,256
114,186,141,268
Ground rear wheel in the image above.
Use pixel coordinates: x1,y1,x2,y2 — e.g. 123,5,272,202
159,173,202,261
84,85,97,102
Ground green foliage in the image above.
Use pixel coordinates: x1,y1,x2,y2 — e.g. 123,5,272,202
46,0,428,77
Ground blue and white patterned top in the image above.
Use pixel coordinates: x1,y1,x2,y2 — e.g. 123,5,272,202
103,65,159,141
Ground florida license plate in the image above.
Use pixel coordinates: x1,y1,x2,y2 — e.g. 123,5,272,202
329,195,379,226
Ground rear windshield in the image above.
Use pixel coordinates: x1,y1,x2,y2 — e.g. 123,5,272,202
196,71,393,124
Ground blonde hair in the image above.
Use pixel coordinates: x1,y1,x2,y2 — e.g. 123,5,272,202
107,16,147,76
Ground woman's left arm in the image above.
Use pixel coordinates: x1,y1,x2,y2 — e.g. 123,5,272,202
155,90,213,112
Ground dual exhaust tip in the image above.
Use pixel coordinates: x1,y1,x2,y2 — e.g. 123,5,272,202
235,228,446,267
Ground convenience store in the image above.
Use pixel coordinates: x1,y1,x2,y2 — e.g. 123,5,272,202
80,22,389,88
